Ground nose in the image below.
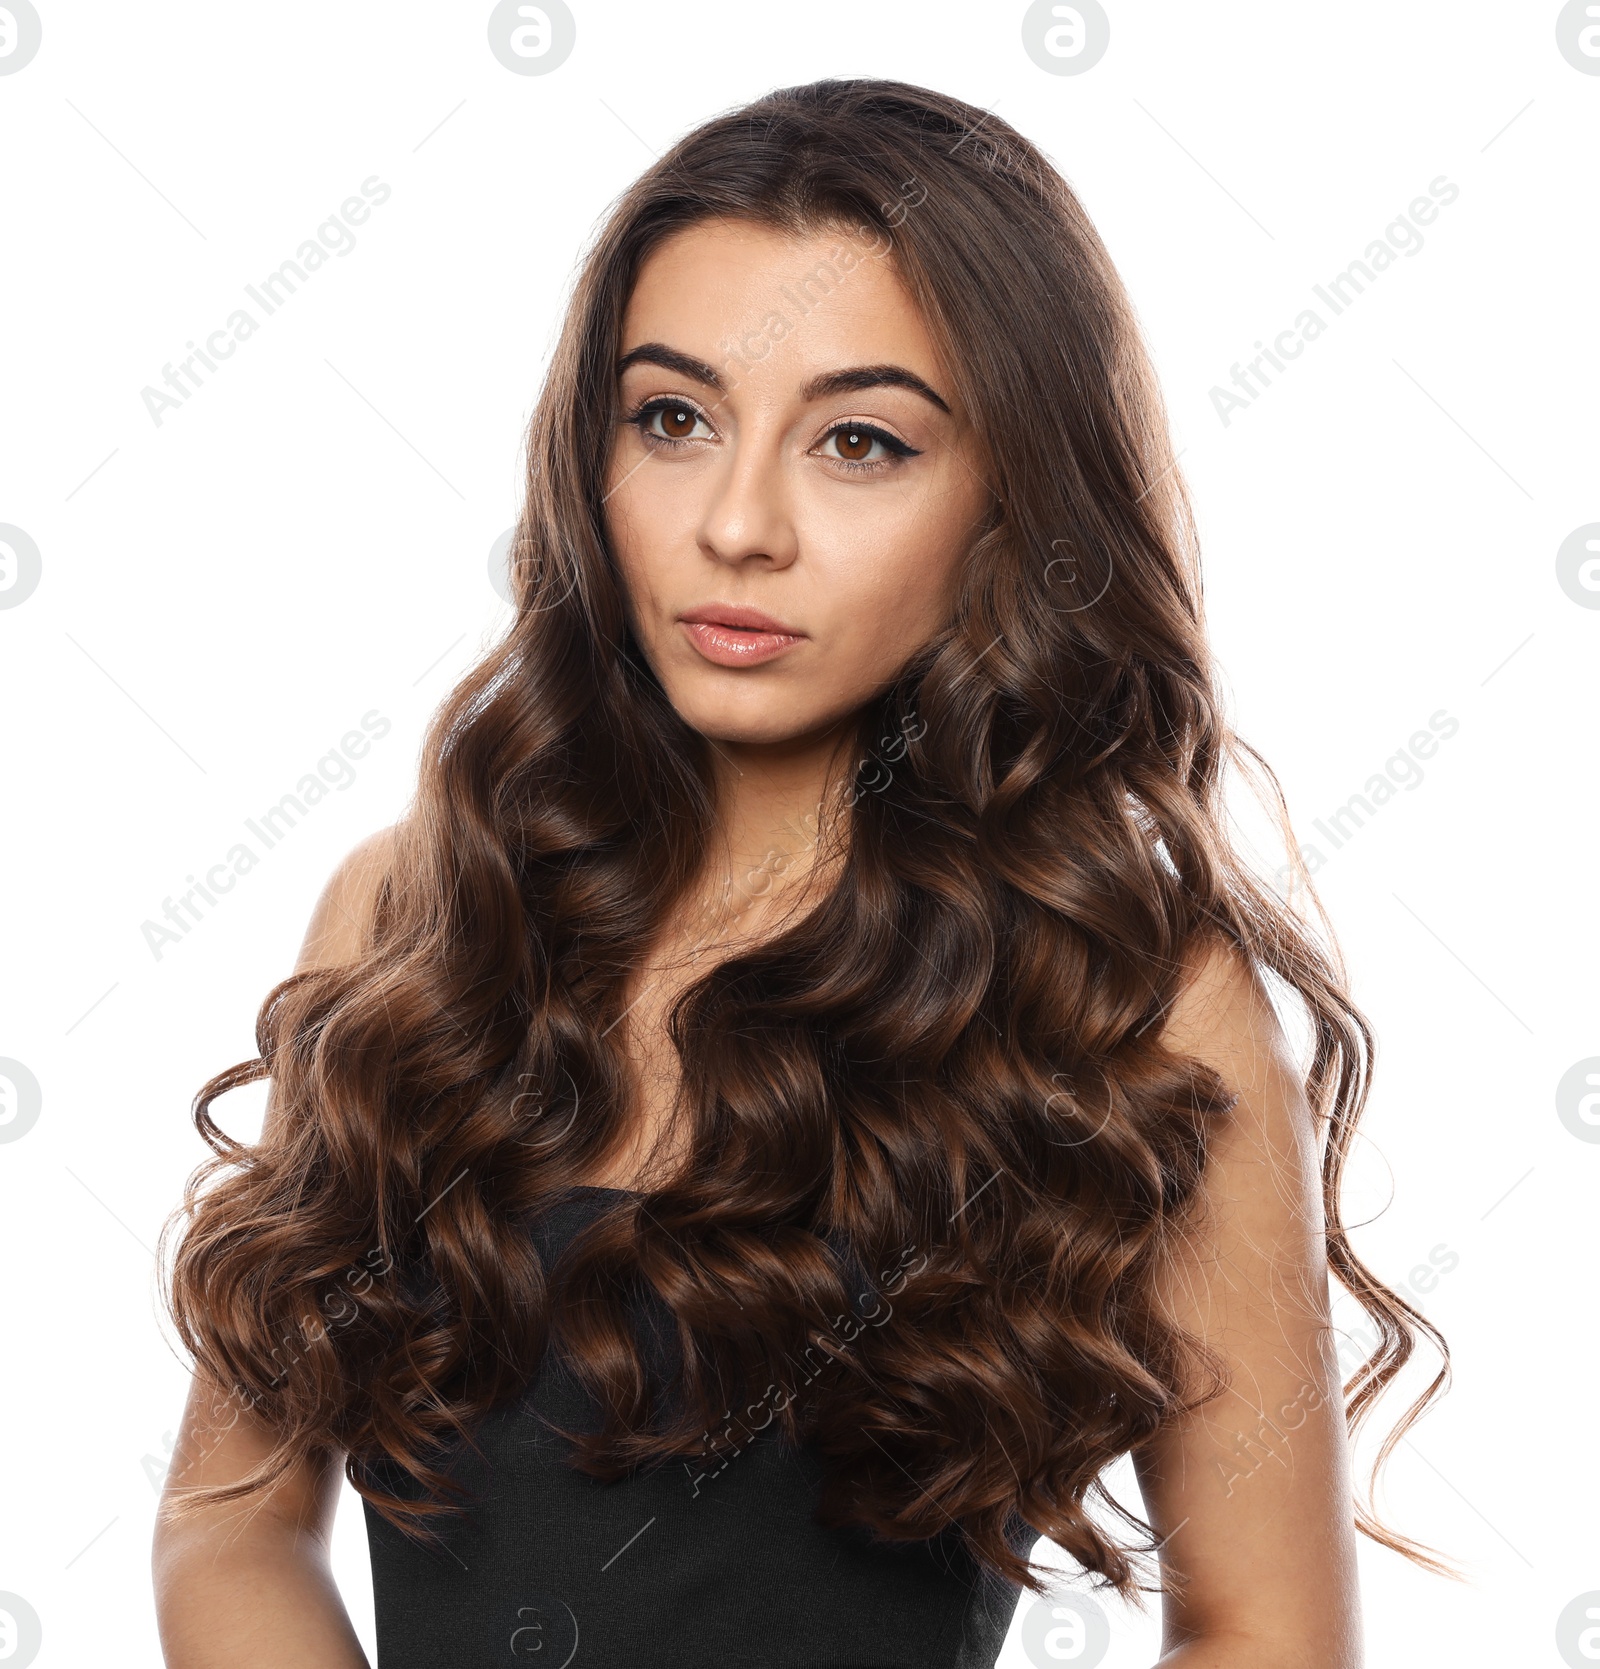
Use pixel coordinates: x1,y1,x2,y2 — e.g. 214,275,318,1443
696,432,799,571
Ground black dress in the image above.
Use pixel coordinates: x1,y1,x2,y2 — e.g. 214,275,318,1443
361,1186,1031,1666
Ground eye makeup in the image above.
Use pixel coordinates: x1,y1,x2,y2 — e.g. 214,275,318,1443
620,395,923,475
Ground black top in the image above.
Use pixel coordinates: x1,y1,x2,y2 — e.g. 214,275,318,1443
362,1187,1030,1667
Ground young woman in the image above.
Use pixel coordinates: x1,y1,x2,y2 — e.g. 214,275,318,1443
152,79,1446,1669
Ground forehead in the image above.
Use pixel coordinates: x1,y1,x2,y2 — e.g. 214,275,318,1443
619,217,946,388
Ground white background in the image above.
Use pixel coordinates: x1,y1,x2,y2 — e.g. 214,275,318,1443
1,2,1595,1664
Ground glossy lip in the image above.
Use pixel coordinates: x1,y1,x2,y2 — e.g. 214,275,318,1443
678,602,803,634
676,602,806,668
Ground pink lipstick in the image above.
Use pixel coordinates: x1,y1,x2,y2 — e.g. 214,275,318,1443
678,603,805,667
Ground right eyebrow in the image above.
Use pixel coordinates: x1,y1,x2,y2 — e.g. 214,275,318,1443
615,342,725,390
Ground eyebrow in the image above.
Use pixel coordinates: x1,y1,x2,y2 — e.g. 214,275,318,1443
801,364,951,414
615,342,952,415
616,342,724,389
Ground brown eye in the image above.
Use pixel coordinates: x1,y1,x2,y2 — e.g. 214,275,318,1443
631,399,711,445
815,422,918,468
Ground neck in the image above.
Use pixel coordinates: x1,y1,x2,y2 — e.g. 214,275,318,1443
693,718,857,936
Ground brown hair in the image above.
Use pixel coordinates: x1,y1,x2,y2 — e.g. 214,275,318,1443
159,77,1447,1597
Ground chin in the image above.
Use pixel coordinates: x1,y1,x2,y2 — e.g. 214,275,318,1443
679,702,815,747
659,677,824,747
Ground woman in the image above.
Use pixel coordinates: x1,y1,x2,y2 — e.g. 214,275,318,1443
151,79,1447,1668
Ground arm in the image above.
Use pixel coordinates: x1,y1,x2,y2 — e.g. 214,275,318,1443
153,827,398,1668
1132,936,1361,1669
152,1371,369,1669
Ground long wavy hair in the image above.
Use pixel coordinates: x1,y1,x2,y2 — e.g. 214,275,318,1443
158,78,1448,1597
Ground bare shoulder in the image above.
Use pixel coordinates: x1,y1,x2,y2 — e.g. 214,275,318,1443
294,823,403,973
1134,950,1357,1657
1156,928,1322,1213
1160,931,1307,1121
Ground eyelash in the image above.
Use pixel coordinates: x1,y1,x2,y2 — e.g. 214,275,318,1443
622,397,921,474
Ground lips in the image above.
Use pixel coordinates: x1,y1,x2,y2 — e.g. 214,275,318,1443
679,603,801,634
677,603,805,668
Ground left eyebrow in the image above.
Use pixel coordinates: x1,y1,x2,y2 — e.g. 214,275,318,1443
616,342,725,388
800,363,951,414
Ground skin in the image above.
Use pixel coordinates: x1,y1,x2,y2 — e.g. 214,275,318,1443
605,217,992,881
596,218,994,1187
153,221,1360,1667
152,833,388,1669
1137,943,1362,1668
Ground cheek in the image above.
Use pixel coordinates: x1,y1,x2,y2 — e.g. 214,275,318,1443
604,480,690,620
805,482,973,636
601,500,642,611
